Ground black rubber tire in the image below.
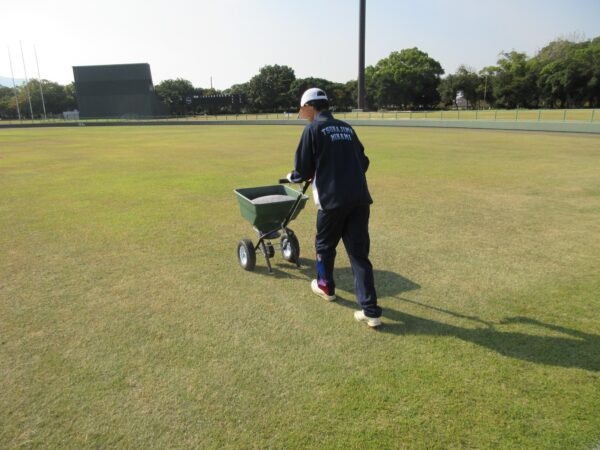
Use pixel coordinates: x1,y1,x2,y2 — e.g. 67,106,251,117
266,243,275,258
237,239,256,271
281,234,300,263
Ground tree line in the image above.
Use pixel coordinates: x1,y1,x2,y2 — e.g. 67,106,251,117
439,36,600,110
1,35,598,119
155,35,600,114
0,81,77,119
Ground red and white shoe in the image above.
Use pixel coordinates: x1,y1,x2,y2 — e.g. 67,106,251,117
311,279,336,301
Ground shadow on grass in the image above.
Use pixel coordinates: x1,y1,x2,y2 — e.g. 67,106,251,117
257,259,600,371
337,295,600,372
268,257,421,296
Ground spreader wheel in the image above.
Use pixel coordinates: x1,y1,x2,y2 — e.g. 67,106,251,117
237,239,256,271
281,234,300,263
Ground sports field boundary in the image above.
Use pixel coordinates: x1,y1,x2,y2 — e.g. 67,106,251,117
1,119,600,134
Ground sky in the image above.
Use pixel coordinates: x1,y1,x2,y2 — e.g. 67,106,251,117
1,0,600,89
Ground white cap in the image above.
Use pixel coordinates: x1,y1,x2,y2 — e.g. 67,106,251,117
300,88,328,107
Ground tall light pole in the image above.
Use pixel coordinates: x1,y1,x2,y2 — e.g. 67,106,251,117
34,45,47,120
19,41,34,120
7,47,22,120
357,0,366,110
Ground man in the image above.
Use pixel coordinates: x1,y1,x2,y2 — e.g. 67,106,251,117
287,88,382,328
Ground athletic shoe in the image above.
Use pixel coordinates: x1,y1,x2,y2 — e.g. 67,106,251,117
354,310,382,328
311,279,336,301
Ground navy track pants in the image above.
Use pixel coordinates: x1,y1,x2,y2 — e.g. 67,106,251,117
315,204,381,318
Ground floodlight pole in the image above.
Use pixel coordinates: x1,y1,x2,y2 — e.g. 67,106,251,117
7,47,22,120
357,0,366,110
34,45,47,120
19,41,34,120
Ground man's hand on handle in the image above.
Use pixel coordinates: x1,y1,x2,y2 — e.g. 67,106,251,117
287,172,304,183
280,172,305,184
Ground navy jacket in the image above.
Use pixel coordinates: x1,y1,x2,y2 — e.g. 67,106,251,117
291,111,373,210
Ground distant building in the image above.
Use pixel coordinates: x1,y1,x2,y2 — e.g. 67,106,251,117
72,63,165,118
62,110,80,121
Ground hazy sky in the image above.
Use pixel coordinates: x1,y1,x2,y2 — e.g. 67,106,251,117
2,0,600,89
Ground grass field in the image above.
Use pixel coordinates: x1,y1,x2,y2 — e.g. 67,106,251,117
1,125,599,449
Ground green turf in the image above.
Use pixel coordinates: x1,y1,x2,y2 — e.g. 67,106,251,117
1,125,599,449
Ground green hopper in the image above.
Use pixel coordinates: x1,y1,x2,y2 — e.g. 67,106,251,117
234,181,310,273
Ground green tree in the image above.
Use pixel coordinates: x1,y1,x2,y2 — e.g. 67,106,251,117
0,81,76,118
344,79,359,109
223,83,250,114
439,68,483,109
585,37,600,106
29,80,77,115
200,87,219,97
362,67,379,109
366,64,395,110
0,86,14,118
289,77,335,106
533,37,600,107
328,82,355,111
453,66,480,108
533,39,580,107
477,67,496,108
288,77,353,111
11,82,37,118
155,78,194,114
437,74,458,108
368,48,444,110
246,65,296,112
492,51,538,108
64,82,77,111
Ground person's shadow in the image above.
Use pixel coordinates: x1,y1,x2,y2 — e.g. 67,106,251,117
263,260,600,372
269,257,421,296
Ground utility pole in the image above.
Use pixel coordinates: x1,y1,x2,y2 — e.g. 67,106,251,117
483,74,488,105
7,47,22,120
357,0,366,110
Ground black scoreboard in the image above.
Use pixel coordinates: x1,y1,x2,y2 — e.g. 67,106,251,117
73,63,165,118
185,94,245,108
